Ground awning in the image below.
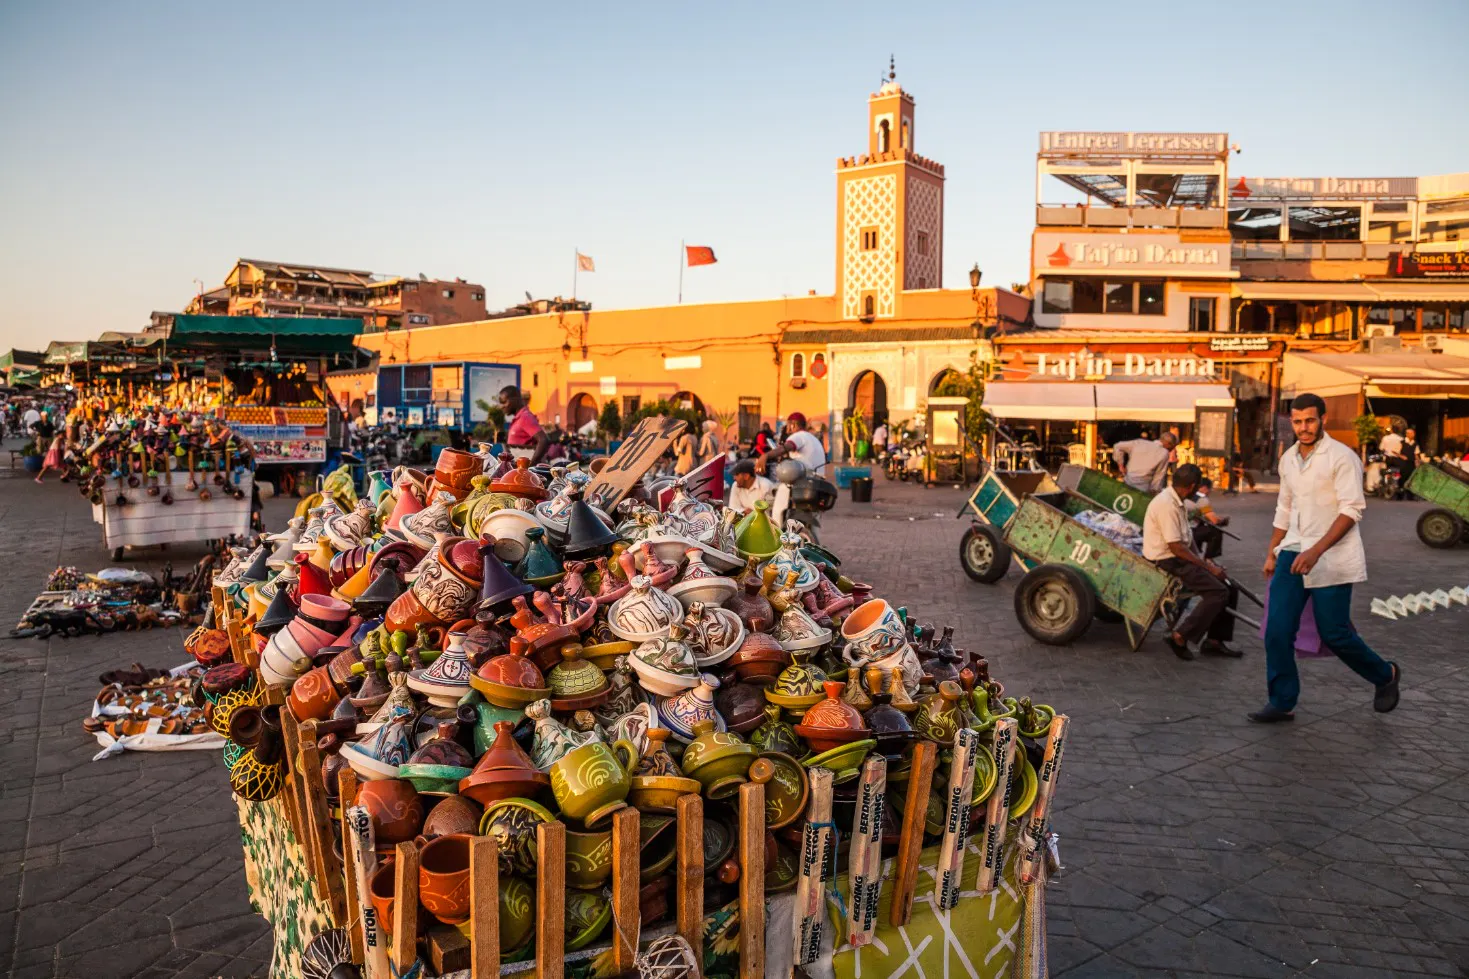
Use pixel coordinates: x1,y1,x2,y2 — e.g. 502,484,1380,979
983,381,1097,421
1233,280,1469,303
982,381,1234,423
1094,382,1234,422
1364,281,1469,303
165,314,363,355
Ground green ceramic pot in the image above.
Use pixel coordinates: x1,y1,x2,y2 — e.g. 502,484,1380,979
733,501,781,560
681,720,758,800
498,875,536,952
564,890,612,951
514,527,563,583
550,738,639,827
479,797,555,877
564,825,614,889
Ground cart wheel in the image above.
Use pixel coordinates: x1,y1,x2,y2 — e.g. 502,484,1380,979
1416,508,1464,549
1014,564,1095,645
960,524,1011,584
111,547,124,562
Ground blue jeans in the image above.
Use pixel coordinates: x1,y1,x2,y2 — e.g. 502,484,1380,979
1264,552,1393,712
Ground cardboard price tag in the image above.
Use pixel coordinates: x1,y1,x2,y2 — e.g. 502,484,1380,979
585,416,687,510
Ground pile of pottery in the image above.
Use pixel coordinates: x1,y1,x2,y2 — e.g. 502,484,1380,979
210,445,1057,962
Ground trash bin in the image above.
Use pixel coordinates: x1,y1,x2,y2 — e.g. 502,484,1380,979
850,476,873,503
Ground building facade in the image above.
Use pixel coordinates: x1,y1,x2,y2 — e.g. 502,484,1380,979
222,260,488,330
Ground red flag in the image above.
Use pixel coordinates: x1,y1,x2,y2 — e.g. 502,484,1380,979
685,245,717,267
576,252,595,272
658,453,726,510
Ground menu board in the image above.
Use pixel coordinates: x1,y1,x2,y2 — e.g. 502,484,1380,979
1194,406,1232,458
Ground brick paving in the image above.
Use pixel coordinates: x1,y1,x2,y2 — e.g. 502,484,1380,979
0,457,1465,977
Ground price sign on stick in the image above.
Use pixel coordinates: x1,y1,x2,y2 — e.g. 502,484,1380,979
847,755,887,947
977,717,1019,893
1020,714,1070,885
585,416,687,510
935,727,981,909
345,805,389,979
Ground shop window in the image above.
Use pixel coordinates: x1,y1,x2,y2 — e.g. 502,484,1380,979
790,352,806,378
1134,172,1220,209
1137,281,1165,315
1189,297,1215,333
1073,279,1103,314
1237,302,1272,333
1422,307,1446,332
1451,307,1466,332
1287,206,1361,241
1041,280,1073,314
622,395,641,417
738,397,761,442
1368,220,1415,243
1274,304,1300,335
1104,281,1133,314
1422,198,1469,241
1229,206,1283,241
860,227,879,252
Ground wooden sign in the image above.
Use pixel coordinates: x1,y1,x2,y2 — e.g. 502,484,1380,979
585,416,687,510
793,767,835,966
344,804,390,979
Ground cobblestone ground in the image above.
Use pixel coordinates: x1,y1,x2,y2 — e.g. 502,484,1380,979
1,458,1465,978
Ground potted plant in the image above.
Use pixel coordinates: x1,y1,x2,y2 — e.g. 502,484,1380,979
21,440,43,474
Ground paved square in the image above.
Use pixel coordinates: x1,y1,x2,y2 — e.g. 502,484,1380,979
0,462,1464,977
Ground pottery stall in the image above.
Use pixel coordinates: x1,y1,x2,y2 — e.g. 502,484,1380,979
208,444,1070,979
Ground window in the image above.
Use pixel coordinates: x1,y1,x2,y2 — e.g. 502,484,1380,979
1104,281,1133,314
1422,307,1446,332
877,119,890,153
1042,278,1160,316
916,231,929,255
402,365,431,403
1229,206,1283,241
472,291,484,301
901,119,910,149
860,227,879,252
532,372,539,386
790,352,805,378
862,294,876,318
1287,206,1361,241
1137,281,1165,315
442,288,455,299
1188,297,1215,332
622,395,641,417
402,281,417,292
1072,279,1103,314
408,313,429,325
1041,280,1073,314
738,397,761,441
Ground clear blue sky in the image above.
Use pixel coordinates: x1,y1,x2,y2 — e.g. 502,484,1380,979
1,0,1465,351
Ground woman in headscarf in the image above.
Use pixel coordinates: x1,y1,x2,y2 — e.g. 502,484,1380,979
697,419,722,466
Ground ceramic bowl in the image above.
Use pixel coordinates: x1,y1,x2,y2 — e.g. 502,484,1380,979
641,534,701,567
801,739,876,785
691,607,745,669
421,795,482,839
396,763,473,797
1008,748,1039,820
480,509,540,564
355,777,425,844
668,575,737,611
629,658,701,697
456,767,552,808
564,890,612,951
479,797,555,877
496,875,536,952
715,681,768,735
749,753,810,830
627,774,702,814
341,741,405,782
564,826,614,890
765,840,800,893
681,723,759,800
639,813,679,884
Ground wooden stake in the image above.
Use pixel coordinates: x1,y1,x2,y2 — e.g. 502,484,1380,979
738,780,766,978
392,840,420,974
935,727,981,910
846,755,887,948
338,769,366,965
977,718,1019,893
1019,714,1070,886
674,793,705,968
890,740,937,927
278,707,307,844
793,767,833,967
536,822,566,979
470,835,500,978
296,721,347,926
610,806,642,975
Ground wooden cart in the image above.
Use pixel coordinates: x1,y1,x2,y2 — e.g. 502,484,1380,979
1406,462,1469,548
93,472,254,561
959,464,1180,649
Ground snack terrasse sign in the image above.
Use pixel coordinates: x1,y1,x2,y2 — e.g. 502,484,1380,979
1388,250,1469,277
1033,232,1235,278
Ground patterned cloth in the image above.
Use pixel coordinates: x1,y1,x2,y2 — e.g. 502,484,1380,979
236,795,334,979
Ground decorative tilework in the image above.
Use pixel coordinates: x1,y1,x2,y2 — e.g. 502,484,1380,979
841,173,898,319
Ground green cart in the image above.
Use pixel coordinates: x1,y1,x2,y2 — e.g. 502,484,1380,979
1406,462,1469,548
959,464,1180,649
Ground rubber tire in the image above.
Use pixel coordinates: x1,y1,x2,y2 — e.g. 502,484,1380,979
1416,508,1464,549
883,464,896,481
960,524,1011,584
1013,564,1096,646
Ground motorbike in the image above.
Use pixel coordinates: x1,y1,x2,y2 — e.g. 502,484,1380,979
770,459,837,544
1364,452,1403,500
880,437,926,482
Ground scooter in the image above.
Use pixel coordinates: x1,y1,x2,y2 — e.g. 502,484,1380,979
1365,453,1403,500
770,459,837,544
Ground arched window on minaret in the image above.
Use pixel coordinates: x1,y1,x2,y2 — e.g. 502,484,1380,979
877,119,891,153
901,119,910,149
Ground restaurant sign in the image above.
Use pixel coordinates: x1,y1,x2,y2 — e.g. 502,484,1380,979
1034,232,1234,278
1208,335,1273,352
1036,352,1216,381
1230,176,1417,201
1387,250,1469,277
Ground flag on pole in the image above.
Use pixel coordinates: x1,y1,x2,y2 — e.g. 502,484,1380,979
576,252,596,272
685,245,717,267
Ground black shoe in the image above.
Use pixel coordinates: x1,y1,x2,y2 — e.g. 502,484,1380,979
1165,634,1196,660
1373,663,1400,713
1201,640,1243,658
1247,705,1295,724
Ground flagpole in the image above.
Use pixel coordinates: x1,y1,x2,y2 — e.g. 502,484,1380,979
678,239,684,305
573,247,578,299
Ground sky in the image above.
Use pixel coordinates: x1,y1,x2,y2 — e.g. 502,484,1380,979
1,0,1466,351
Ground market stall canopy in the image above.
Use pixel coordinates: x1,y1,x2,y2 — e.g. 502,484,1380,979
983,381,1234,423
1282,352,1469,400
164,314,363,355
0,349,43,371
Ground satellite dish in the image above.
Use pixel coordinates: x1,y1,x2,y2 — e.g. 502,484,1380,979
524,291,534,302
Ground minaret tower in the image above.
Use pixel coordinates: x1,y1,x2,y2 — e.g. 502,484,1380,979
834,57,946,320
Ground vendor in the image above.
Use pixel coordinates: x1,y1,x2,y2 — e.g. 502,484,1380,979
1113,431,1177,493
1142,463,1241,661
498,384,549,463
727,457,775,513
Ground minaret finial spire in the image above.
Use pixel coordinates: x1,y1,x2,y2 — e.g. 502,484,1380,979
888,54,896,82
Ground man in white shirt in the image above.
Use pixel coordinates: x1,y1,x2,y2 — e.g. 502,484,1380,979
1113,431,1177,492
22,405,41,433
727,458,775,513
1142,464,1240,660
758,412,827,477
1250,393,1399,723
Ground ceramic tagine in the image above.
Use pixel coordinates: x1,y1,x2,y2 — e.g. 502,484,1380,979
793,681,871,755
547,643,610,712
912,680,966,746
762,533,821,593
470,637,551,708
749,704,802,756
458,719,552,805
406,629,475,707
607,576,683,642
725,562,775,633
630,622,701,696
715,680,769,736
727,631,790,686
763,649,828,716
489,457,549,502
733,501,782,560
680,720,759,800
656,673,725,742
526,698,600,770
769,572,833,651
398,720,475,795
668,549,737,610
341,702,417,781
682,601,745,669
861,666,916,759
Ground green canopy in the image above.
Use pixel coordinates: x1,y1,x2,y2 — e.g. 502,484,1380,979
0,349,43,371
166,314,363,355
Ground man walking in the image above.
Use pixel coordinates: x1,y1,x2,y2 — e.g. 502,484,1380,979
1143,464,1241,660
1250,393,1400,723
1113,430,1177,492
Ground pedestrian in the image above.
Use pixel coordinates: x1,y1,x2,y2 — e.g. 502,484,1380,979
1249,393,1400,723
871,418,889,455
1188,476,1229,560
1112,431,1177,492
1142,464,1241,660
1402,427,1420,486
753,423,776,456
672,425,698,475
498,385,549,464
22,403,41,436
697,419,721,466
34,429,65,484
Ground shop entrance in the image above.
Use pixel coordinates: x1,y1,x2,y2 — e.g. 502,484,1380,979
671,390,706,418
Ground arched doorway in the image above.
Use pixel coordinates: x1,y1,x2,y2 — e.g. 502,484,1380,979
929,368,961,395
567,392,598,433
670,391,706,418
848,371,888,425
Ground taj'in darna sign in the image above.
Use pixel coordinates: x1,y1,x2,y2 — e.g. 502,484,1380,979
1036,352,1217,381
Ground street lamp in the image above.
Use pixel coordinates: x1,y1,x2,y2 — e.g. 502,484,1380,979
969,264,982,289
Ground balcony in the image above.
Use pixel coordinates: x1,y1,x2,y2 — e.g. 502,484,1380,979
1036,204,1225,230
1231,241,1407,262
